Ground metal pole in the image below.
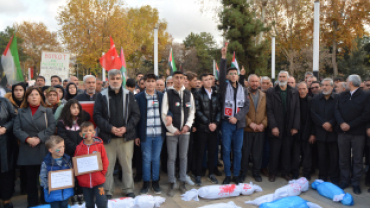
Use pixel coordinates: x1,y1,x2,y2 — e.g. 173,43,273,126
271,36,276,83
28,68,31,81
213,59,216,77
102,52,106,81
154,26,159,76
313,0,320,78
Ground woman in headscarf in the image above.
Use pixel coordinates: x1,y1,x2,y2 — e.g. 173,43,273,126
4,82,26,112
44,87,62,114
53,85,66,105
65,82,78,101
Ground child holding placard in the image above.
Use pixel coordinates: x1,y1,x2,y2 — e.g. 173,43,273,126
40,136,74,208
74,121,109,208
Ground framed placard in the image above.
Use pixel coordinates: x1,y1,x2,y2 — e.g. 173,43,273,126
72,152,103,176
48,169,74,193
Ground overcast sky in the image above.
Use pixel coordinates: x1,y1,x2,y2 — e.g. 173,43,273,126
0,0,223,44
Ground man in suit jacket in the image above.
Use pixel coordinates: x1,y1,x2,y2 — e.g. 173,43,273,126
266,70,300,182
311,78,339,184
335,75,370,195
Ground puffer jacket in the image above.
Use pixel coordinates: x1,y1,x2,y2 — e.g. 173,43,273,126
194,87,222,132
40,153,74,203
74,137,109,188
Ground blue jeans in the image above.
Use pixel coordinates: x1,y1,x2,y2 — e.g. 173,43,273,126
221,120,244,176
141,136,163,181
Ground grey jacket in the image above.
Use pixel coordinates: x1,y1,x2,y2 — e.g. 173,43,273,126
13,105,56,165
219,58,250,129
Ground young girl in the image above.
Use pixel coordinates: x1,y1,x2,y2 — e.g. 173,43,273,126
57,99,90,205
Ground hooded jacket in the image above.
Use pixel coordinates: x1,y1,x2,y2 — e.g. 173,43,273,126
5,82,27,112
74,137,109,188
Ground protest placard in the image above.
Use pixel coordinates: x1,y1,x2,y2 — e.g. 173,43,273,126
72,152,103,176
40,51,70,85
48,169,74,193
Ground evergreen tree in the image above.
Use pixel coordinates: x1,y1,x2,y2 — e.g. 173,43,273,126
218,0,270,75
338,38,370,77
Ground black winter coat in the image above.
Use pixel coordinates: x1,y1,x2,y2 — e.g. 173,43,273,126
266,85,300,138
56,111,91,157
0,98,16,172
93,87,140,143
298,96,315,141
194,87,222,133
334,88,370,135
311,93,338,142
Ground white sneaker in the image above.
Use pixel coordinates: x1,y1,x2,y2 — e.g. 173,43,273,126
185,175,195,185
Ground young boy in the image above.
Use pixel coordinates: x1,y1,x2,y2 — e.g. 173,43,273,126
40,135,74,208
75,121,109,208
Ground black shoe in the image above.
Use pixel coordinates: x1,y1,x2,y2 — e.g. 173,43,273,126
152,180,161,195
4,202,13,208
232,176,239,184
106,195,112,200
126,193,135,198
268,175,276,182
77,195,84,205
213,167,222,176
222,176,231,184
134,174,142,183
238,174,246,183
304,174,311,181
140,181,150,195
71,195,78,204
195,176,202,186
292,174,299,179
20,187,27,195
368,188,370,193
254,175,262,182
208,174,218,184
217,160,223,167
338,182,349,190
353,186,361,195
282,174,292,181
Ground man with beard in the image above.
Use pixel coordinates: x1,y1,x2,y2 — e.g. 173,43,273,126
335,75,370,195
310,81,321,96
291,82,315,180
311,78,340,184
240,74,267,183
75,75,97,101
266,71,300,182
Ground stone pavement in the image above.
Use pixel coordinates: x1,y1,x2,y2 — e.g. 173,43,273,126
5,169,370,208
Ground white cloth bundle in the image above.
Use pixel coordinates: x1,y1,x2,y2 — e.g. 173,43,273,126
181,182,262,201
198,201,241,208
245,177,309,206
106,195,165,208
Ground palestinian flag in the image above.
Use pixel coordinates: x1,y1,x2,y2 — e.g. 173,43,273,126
168,48,177,75
1,35,24,84
120,47,127,88
231,51,240,75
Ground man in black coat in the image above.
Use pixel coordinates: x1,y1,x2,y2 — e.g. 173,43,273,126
74,75,97,101
291,82,315,180
193,74,222,186
93,69,140,198
334,75,370,195
266,70,300,182
311,78,340,184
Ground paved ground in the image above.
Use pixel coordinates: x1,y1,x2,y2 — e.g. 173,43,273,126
4,168,370,208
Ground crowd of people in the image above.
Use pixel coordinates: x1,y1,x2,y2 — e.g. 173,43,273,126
0,46,370,208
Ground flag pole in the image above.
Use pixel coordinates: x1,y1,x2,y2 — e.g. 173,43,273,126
154,25,159,76
213,59,216,77
28,68,31,81
271,36,275,83
102,52,106,81
313,0,320,78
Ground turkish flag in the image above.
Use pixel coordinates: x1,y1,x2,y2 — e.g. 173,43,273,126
225,107,232,116
99,37,122,71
